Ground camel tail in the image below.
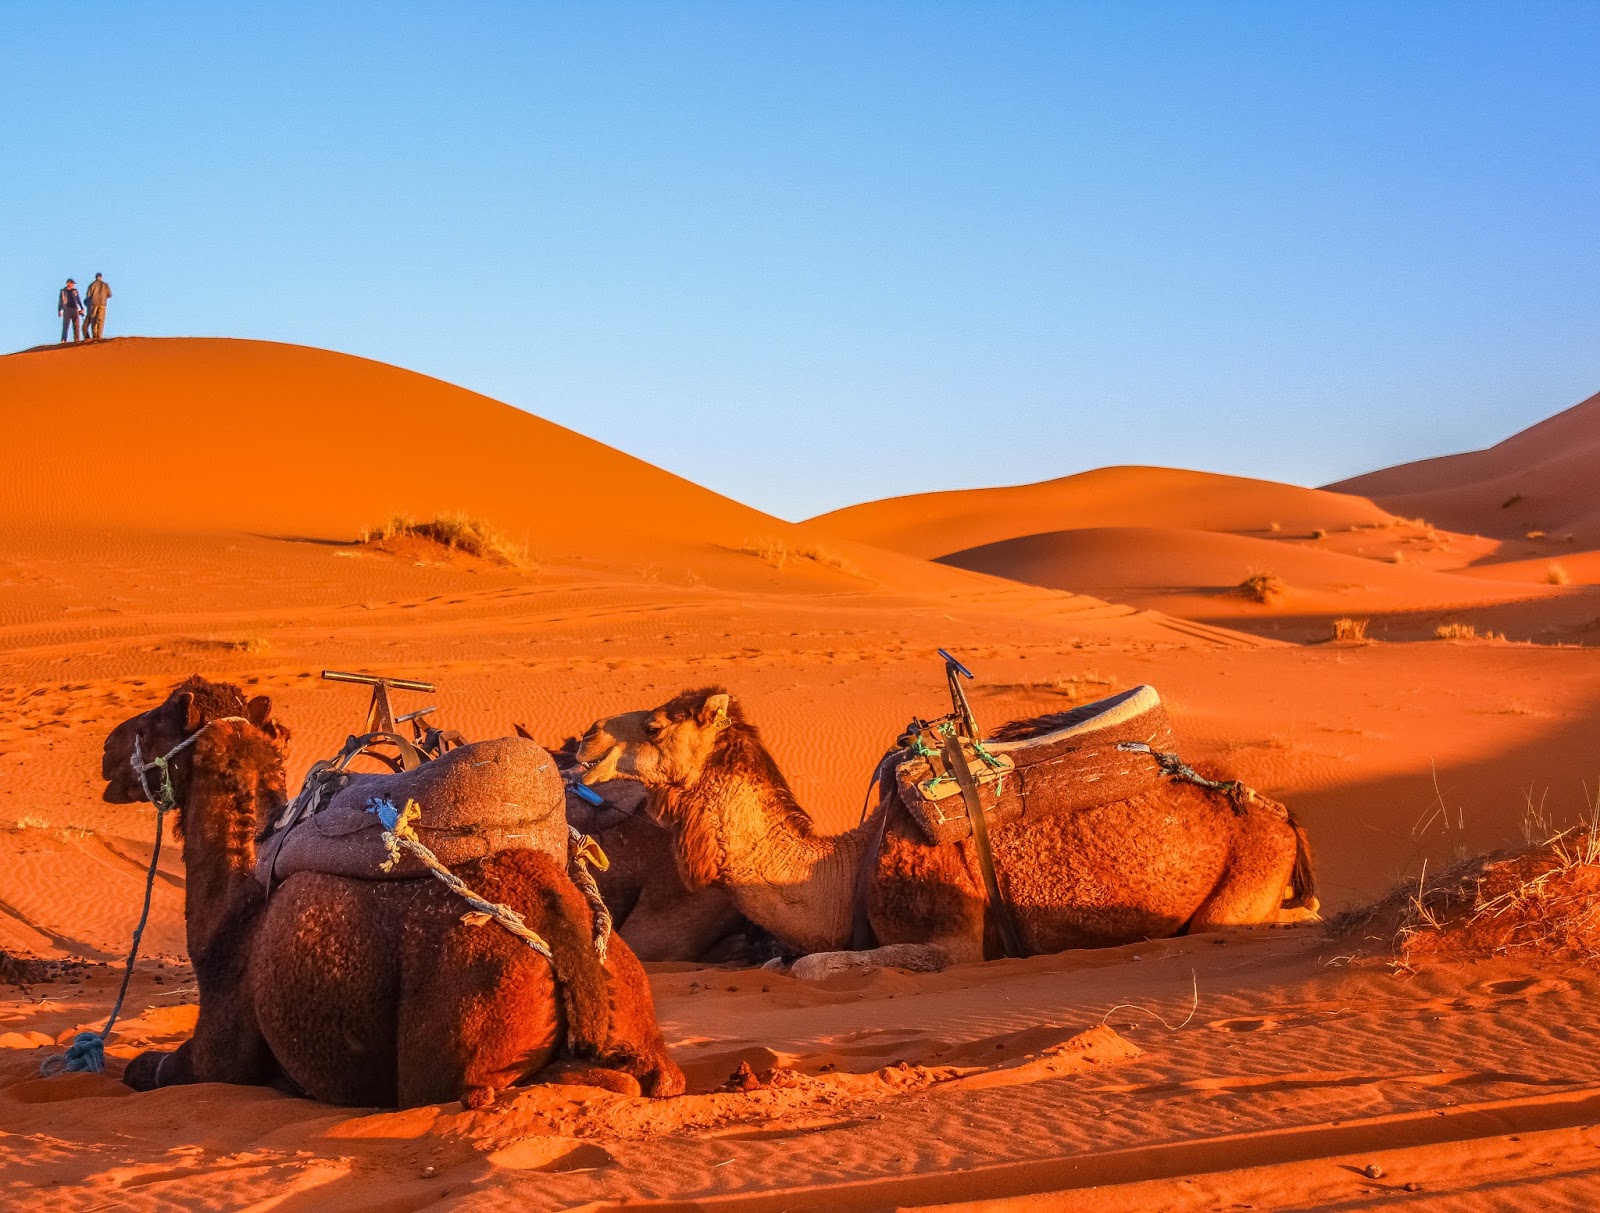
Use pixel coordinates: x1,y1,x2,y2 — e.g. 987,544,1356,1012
1283,809,1318,910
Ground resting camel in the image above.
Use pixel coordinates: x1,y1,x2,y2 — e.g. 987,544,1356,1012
517,727,757,963
578,687,1319,971
103,677,683,1107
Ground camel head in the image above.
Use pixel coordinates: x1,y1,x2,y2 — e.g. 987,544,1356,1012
102,676,287,812
576,687,738,794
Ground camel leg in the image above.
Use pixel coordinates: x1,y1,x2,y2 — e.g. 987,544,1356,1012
618,882,746,963
1187,813,1308,931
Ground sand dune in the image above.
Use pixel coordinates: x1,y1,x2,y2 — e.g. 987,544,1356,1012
7,339,1600,1210
810,465,1397,560
938,525,1559,633
0,337,778,551
1329,389,1600,548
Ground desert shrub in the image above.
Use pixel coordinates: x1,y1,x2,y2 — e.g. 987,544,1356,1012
1547,564,1571,586
1330,617,1369,642
1337,812,1600,967
1435,622,1506,642
1238,572,1285,604
740,538,859,576
360,513,527,567
1310,528,1327,540
1526,530,1547,540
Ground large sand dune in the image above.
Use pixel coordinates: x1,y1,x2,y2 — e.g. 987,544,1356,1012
0,337,774,550
5,340,1600,1210
811,465,1397,559
1329,389,1600,548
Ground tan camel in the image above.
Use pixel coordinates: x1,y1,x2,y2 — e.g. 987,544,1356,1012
518,726,759,963
578,687,1319,971
104,677,683,1107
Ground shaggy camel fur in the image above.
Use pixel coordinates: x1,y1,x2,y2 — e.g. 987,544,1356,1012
105,677,683,1107
517,726,754,963
578,687,1320,970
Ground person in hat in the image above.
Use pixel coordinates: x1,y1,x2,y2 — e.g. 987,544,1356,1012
84,273,112,340
58,278,84,343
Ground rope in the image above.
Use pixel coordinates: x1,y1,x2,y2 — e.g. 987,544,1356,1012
567,826,613,963
42,717,247,1077
1117,741,1256,814
368,797,554,961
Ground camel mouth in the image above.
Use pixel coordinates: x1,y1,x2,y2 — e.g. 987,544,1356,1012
579,747,624,786
102,777,142,805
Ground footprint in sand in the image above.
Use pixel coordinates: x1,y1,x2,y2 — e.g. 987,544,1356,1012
1206,1016,1283,1033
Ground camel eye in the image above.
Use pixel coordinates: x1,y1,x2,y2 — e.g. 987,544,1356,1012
644,719,664,739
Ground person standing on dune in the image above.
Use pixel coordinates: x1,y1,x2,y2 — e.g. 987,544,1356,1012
57,278,83,343
84,273,112,340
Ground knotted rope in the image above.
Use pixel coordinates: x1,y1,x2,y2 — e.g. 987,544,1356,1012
567,826,613,963
366,798,615,965
42,717,247,1077
1117,740,1257,816
369,797,555,960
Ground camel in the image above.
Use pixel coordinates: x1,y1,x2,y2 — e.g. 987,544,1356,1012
524,727,764,964
577,687,1320,971
103,677,683,1107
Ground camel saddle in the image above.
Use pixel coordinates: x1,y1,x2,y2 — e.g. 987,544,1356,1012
894,685,1174,846
256,736,567,888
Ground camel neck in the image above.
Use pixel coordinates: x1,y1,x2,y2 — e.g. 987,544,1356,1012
179,726,281,958
670,751,876,955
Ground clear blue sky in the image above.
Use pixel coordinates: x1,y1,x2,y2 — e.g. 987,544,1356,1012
5,3,1597,520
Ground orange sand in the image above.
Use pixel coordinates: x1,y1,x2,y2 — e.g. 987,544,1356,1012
4,338,1600,1209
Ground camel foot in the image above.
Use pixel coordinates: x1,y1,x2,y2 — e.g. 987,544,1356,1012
123,1049,167,1091
1276,898,1322,924
534,1060,643,1097
791,943,949,981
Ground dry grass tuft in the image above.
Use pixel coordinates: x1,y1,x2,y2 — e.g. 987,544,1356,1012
739,538,860,576
1310,528,1327,540
1238,572,1286,604
1330,617,1369,643
1526,530,1547,540
1337,799,1600,968
1434,622,1506,642
360,513,528,567
1547,564,1571,586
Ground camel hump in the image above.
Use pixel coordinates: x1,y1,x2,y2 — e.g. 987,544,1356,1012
258,736,568,886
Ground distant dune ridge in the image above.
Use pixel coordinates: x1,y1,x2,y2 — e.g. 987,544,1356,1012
0,337,777,549
809,465,1397,559
1327,388,1600,547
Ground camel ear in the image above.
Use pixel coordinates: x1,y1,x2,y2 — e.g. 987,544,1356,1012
513,722,535,741
698,693,731,729
178,691,203,733
246,695,273,728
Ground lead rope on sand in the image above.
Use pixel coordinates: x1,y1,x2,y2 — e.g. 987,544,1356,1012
41,718,248,1077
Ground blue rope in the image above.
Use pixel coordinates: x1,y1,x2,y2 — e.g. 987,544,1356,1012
42,746,179,1077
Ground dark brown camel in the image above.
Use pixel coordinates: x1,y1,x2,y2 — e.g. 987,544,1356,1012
104,677,683,1107
578,687,1320,972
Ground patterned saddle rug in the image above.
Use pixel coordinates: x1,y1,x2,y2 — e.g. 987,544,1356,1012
893,685,1175,845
